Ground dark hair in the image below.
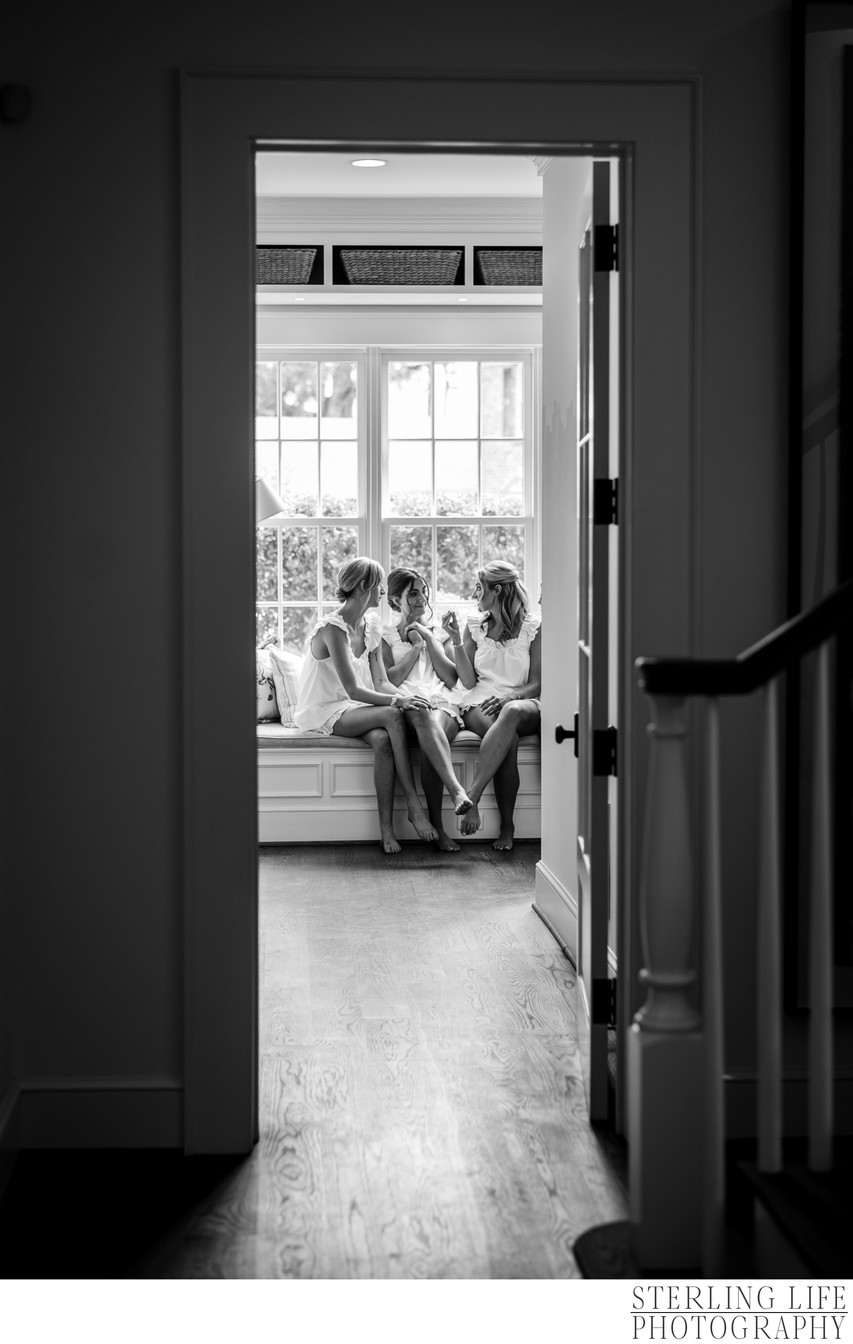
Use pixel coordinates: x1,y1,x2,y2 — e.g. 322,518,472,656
386,567,433,619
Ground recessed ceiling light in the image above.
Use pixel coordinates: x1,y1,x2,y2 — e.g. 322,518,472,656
294,296,305,302
458,297,469,303
351,158,387,168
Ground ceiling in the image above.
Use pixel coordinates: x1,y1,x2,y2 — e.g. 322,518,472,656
255,151,543,199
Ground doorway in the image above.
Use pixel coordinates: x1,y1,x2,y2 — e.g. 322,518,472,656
180,69,697,1154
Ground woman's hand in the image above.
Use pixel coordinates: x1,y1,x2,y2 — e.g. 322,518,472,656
441,610,461,645
394,693,432,712
479,693,518,717
404,621,427,647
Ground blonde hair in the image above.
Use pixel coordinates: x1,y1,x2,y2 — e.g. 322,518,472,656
336,556,384,601
479,560,530,640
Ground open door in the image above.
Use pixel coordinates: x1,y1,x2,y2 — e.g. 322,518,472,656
576,160,619,1122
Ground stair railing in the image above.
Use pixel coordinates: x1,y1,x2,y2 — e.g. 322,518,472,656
629,575,853,1273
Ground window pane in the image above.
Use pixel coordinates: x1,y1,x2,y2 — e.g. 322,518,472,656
256,527,278,601
388,361,431,438
437,525,479,606
322,525,359,598
435,441,478,515
256,606,278,645
255,441,279,495
256,362,279,439
320,361,358,439
481,362,523,438
280,526,318,602
483,524,525,579
482,440,523,516
389,525,433,592
281,442,318,516
389,440,431,515
321,442,358,517
281,606,317,656
434,361,478,438
281,361,319,439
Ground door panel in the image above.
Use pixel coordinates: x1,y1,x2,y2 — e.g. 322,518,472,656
576,160,616,1121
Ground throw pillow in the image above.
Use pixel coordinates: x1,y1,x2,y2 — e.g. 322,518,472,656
256,646,279,721
268,645,303,728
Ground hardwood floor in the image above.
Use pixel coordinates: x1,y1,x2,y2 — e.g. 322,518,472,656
0,842,628,1279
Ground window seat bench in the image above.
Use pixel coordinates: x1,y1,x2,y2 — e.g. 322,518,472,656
257,724,541,844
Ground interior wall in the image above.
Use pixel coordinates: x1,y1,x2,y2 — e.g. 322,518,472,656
2,0,792,1142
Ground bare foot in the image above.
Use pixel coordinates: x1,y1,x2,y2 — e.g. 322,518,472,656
408,807,439,842
380,831,401,854
435,830,460,852
460,803,482,836
493,827,515,851
452,789,473,816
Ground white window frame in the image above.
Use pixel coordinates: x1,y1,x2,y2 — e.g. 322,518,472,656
256,342,540,642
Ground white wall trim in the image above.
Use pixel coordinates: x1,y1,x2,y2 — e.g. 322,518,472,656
533,859,578,964
17,1077,183,1150
182,67,697,1154
0,1081,21,1197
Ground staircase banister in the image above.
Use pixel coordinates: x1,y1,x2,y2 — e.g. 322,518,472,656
636,576,853,697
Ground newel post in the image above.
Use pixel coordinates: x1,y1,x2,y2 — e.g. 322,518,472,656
628,693,704,1269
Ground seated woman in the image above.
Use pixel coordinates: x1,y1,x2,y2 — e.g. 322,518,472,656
443,560,541,851
380,567,472,852
294,556,438,854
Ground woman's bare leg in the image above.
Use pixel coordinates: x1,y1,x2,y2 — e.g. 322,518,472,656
360,727,399,853
334,706,438,843
417,714,462,851
408,708,471,813
491,740,521,851
460,701,540,842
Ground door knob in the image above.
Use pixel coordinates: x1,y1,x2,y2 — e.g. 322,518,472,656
555,712,579,757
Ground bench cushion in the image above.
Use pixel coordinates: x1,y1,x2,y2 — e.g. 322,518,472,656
256,724,539,750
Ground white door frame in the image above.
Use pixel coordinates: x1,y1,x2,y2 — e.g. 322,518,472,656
180,68,698,1153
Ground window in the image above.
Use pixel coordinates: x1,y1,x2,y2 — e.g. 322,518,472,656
256,347,537,651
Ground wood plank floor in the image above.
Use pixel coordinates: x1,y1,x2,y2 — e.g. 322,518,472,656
0,842,627,1279
149,842,627,1278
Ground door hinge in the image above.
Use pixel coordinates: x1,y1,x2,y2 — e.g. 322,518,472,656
594,222,619,272
592,977,617,1027
592,725,617,777
593,477,618,525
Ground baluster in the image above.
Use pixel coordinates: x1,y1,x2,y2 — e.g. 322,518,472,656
809,641,833,1171
634,695,701,1034
757,676,783,1172
702,698,725,1273
628,693,703,1268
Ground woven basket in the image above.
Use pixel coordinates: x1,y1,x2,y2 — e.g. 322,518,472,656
477,248,542,286
256,246,317,285
340,247,462,286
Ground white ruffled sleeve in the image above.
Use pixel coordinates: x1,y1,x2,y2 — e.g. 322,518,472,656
364,609,383,653
522,614,541,647
466,613,487,646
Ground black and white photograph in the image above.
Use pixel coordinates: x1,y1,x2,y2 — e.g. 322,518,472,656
1,0,851,1337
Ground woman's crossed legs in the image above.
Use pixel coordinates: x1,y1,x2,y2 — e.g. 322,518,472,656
459,700,541,850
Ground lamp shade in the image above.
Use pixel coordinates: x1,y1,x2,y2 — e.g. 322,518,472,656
255,476,285,523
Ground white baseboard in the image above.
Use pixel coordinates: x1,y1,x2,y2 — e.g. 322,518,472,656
17,1077,183,1149
533,860,577,964
0,1082,21,1197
